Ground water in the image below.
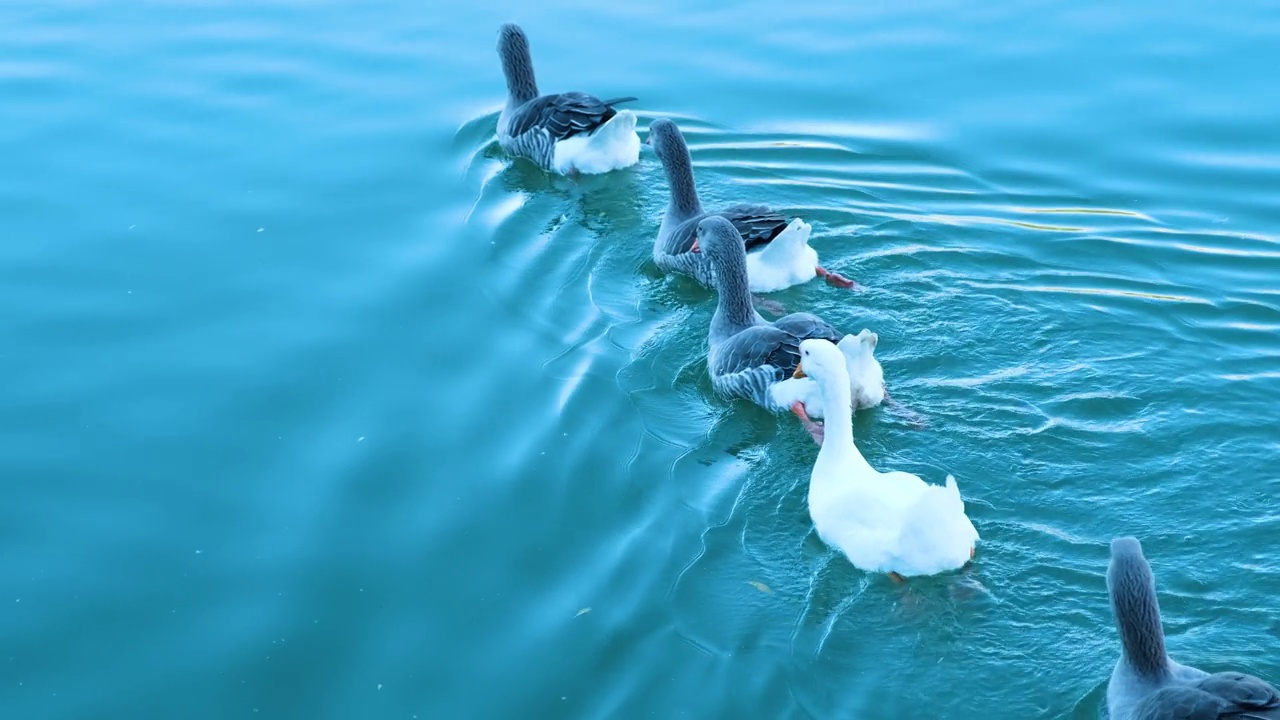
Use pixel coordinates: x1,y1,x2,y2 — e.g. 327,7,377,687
3,0,1279,717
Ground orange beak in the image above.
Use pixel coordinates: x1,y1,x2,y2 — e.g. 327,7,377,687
793,363,806,379
690,237,700,253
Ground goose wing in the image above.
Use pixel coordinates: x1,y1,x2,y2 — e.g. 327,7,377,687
1131,673,1280,720
507,93,636,142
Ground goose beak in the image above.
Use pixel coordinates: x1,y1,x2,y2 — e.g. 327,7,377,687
689,237,701,253
793,363,806,379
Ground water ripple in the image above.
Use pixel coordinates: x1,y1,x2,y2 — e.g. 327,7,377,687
7,1,1280,717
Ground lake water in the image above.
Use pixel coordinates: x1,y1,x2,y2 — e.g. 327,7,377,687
3,0,1279,717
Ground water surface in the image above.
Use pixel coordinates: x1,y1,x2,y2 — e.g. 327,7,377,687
3,0,1279,717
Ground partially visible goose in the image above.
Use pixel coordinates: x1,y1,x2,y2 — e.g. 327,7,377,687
495,24,640,175
647,118,855,293
793,338,977,579
697,216,883,442
1106,537,1280,720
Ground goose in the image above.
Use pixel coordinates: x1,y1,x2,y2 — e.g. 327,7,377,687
647,118,855,293
697,216,883,442
793,335,972,576
1107,536,1280,720
793,338,977,580
495,24,640,175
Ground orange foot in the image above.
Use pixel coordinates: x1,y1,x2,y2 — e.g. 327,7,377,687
970,546,976,560
815,265,857,289
790,402,824,445
888,571,907,583
789,401,810,422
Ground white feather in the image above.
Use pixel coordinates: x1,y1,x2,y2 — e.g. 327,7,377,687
745,219,819,293
768,330,885,417
551,110,640,175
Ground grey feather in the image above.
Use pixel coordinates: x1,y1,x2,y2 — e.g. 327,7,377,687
697,216,840,409
1131,676,1280,720
506,92,632,142
1107,537,1280,720
649,119,791,286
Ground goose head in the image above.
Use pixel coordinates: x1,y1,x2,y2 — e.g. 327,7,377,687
794,338,852,390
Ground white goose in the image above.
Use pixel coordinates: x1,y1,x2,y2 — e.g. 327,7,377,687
793,338,977,579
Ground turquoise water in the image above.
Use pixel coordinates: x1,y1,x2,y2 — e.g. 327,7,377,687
4,0,1279,717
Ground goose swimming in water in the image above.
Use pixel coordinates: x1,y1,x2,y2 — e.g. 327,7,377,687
1106,536,1280,720
793,338,977,580
696,216,884,442
495,23,640,175
648,118,855,293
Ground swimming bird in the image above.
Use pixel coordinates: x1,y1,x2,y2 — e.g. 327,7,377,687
495,23,640,175
647,118,855,292
792,338,977,579
697,216,883,442
1106,536,1280,720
